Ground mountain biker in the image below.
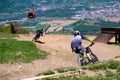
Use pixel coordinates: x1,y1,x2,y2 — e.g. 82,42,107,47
32,29,43,41
71,30,94,62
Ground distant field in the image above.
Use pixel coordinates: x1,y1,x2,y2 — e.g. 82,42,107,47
107,18,120,22
40,20,77,33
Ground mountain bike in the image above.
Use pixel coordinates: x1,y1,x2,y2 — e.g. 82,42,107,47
77,43,99,66
32,35,40,41
32,29,43,42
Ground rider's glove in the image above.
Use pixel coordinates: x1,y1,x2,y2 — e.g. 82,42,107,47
91,41,95,46
89,41,95,46
92,41,95,44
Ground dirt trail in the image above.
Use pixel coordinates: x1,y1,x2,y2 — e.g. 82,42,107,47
0,34,120,80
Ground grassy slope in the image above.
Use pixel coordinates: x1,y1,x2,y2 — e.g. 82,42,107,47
0,32,48,63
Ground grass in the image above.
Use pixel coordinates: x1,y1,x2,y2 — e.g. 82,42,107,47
67,67,76,71
56,67,76,73
114,43,120,59
0,32,18,38
44,75,120,80
56,67,68,73
36,70,55,76
0,39,48,63
117,66,120,74
36,67,77,76
42,60,120,80
116,43,120,46
81,60,120,71
42,70,55,75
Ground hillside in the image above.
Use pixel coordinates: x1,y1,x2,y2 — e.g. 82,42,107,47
0,34,120,80
0,0,119,21
61,20,120,35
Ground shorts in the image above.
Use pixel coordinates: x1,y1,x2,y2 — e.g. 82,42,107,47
73,46,86,53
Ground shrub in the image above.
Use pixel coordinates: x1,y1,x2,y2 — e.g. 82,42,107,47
16,28,29,34
2,25,11,33
0,32,17,39
57,68,68,73
88,63,108,71
1,22,29,34
106,60,120,69
67,67,76,71
42,70,55,75
105,70,114,78
117,66,120,74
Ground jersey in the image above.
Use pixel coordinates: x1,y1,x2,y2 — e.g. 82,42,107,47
71,35,87,52
36,29,43,36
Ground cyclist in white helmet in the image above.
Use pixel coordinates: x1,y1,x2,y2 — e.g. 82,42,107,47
71,30,94,61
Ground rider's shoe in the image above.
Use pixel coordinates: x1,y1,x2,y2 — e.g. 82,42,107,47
80,58,84,62
89,59,94,63
32,38,37,42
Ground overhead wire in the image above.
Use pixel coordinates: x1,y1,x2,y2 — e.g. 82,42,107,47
6,0,17,12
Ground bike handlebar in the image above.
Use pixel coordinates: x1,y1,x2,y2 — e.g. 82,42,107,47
87,42,95,48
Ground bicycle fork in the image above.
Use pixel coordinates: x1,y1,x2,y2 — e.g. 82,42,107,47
87,53,92,61
78,52,88,63
83,52,89,63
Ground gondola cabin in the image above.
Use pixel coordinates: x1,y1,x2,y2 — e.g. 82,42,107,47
28,10,35,19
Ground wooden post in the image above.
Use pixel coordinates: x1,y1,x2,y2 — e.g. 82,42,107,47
115,34,118,44
118,34,120,43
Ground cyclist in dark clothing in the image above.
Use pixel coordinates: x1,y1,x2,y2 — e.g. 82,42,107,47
32,29,43,41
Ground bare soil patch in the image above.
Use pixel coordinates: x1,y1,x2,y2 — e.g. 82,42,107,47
40,20,77,32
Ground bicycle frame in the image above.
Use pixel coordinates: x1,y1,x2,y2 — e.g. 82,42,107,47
77,42,99,66
78,43,94,58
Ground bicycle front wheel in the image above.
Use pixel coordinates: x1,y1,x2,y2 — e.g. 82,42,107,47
77,54,88,66
91,53,99,63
